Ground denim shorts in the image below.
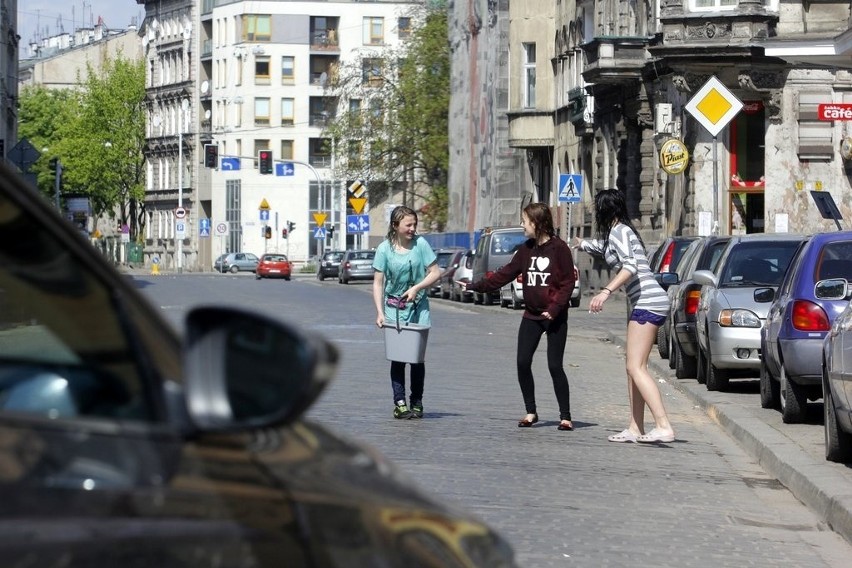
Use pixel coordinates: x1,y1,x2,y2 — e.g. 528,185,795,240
629,309,667,326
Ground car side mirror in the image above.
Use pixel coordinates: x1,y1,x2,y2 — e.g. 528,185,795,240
659,272,679,286
692,269,718,288
183,307,338,431
815,278,849,300
753,287,775,303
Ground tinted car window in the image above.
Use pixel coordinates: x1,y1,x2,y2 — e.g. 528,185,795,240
816,242,852,281
719,241,800,287
490,233,527,255
323,252,344,262
436,252,455,269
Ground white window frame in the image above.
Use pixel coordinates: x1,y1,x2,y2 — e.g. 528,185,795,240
523,43,536,109
281,98,294,126
363,17,384,45
254,97,270,126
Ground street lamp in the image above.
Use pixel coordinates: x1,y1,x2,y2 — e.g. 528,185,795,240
177,99,189,273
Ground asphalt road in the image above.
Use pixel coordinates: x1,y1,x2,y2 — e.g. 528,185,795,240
130,270,852,567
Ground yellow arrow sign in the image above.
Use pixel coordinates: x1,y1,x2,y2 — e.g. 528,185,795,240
312,212,327,226
259,198,270,210
349,198,367,214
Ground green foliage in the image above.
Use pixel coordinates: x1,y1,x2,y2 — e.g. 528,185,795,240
18,55,146,237
325,6,449,230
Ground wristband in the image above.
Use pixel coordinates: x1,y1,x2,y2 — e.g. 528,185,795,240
602,288,612,295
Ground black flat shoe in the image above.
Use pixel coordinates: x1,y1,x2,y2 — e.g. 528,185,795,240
557,421,574,431
517,414,539,427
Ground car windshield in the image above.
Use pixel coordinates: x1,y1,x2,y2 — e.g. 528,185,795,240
719,241,801,287
490,232,527,255
436,252,456,268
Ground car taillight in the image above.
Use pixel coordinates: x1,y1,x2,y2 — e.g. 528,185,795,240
344,261,351,269
791,300,830,332
573,266,579,280
660,243,675,273
515,274,523,283
685,290,701,315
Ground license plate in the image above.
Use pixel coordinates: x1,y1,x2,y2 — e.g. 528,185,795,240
270,269,280,273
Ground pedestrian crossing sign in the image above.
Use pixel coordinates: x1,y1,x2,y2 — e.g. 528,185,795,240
558,174,583,203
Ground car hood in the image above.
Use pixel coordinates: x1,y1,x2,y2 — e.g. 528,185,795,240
716,287,773,318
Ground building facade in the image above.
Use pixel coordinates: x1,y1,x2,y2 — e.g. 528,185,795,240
2,0,20,161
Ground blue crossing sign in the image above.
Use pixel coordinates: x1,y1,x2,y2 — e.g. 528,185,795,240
558,174,583,203
199,218,211,237
347,214,370,232
313,227,327,239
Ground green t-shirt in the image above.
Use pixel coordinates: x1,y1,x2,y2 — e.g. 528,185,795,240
373,237,437,325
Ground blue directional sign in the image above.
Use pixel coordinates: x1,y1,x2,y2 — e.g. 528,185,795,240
275,162,295,176
558,174,583,203
347,214,370,232
221,157,240,170
313,227,327,239
259,209,270,222
199,218,211,238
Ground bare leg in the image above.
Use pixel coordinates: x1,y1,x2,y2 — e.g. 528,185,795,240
624,321,673,434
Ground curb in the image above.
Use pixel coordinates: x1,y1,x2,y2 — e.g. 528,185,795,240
606,330,852,547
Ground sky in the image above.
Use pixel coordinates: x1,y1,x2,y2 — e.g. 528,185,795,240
18,0,143,49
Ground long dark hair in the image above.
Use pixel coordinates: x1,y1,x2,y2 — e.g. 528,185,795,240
523,202,555,243
594,188,644,250
386,205,418,243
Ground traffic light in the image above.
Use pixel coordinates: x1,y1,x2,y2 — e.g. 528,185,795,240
287,220,296,232
282,228,288,239
204,144,218,168
328,225,335,237
264,226,272,239
258,150,273,174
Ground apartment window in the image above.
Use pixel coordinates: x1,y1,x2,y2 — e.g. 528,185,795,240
254,97,270,126
234,101,243,127
796,91,833,160
242,15,271,42
398,17,411,39
348,140,363,167
349,98,362,128
281,98,294,126
362,58,383,87
363,17,384,45
255,56,270,84
282,56,294,84
254,140,270,168
690,0,736,9
523,43,536,108
281,140,294,160
235,57,242,86
369,99,383,128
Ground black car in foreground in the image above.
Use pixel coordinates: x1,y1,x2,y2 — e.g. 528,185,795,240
317,249,345,280
0,164,516,567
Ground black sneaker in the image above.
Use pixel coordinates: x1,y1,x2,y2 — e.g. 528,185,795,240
393,400,412,419
410,402,424,419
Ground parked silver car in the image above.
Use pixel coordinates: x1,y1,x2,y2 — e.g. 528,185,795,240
693,233,805,391
449,249,475,302
500,264,581,310
214,252,260,273
339,249,376,284
822,290,852,462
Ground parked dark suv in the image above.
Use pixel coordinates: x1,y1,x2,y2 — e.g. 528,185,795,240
471,227,528,305
317,250,345,281
0,164,517,567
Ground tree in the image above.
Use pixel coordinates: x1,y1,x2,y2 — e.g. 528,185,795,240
18,55,147,239
324,5,450,230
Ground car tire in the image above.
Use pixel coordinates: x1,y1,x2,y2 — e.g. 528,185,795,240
285,276,291,281
759,357,780,410
229,265,239,273
570,296,580,308
674,338,697,379
705,345,729,391
483,292,494,306
318,273,325,281
500,295,509,308
441,288,450,300
780,365,807,424
668,334,676,370
256,273,262,280
824,369,852,462
696,346,707,384
473,292,483,305
657,325,669,359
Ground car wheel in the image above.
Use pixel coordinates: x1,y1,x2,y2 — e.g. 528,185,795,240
285,276,291,281
668,334,676,370
342,277,349,285
511,289,523,310
473,292,482,305
570,296,580,308
441,288,450,300
229,265,239,273
705,345,729,391
318,273,325,281
824,369,852,462
483,292,494,306
780,365,807,424
674,338,697,379
759,357,780,410
256,273,262,280
657,325,669,359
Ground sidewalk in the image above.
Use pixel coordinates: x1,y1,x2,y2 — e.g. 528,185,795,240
590,297,852,546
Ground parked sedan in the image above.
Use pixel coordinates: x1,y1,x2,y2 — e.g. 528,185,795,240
762,232,852,423
499,265,581,310
256,253,292,280
317,250,345,281
651,236,699,360
694,233,805,391
439,249,473,299
664,236,731,379
339,250,376,284
0,164,517,566
214,252,260,273
431,248,466,297
449,249,475,302
822,292,852,462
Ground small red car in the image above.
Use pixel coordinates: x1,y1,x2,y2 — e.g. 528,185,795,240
256,253,292,280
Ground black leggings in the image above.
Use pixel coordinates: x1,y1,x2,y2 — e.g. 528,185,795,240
390,361,425,404
516,316,571,420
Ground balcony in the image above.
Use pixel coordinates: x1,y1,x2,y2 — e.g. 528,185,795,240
581,37,649,85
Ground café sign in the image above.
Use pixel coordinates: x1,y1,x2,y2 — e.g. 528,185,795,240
659,138,689,175
818,104,852,121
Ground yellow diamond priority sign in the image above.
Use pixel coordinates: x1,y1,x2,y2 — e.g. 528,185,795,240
685,76,743,138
